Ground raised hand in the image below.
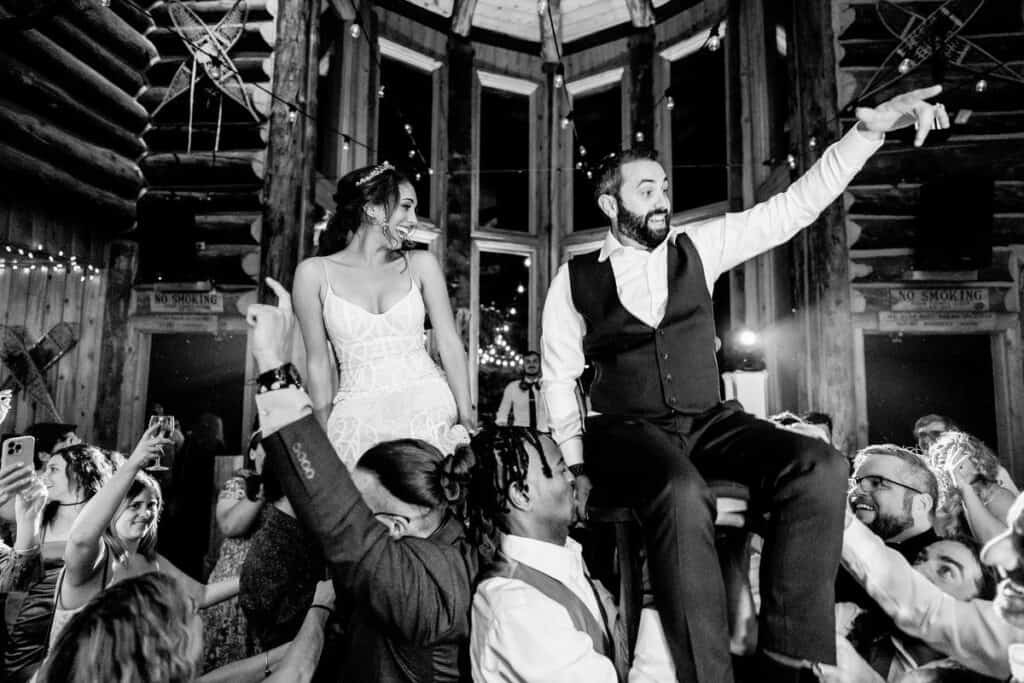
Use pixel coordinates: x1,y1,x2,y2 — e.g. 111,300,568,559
855,85,949,147
14,476,48,526
0,465,36,508
128,424,172,471
246,277,295,372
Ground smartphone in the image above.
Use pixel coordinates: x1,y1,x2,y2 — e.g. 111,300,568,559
1,436,36,473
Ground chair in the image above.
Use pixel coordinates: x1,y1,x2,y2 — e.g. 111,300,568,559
586,480,758,661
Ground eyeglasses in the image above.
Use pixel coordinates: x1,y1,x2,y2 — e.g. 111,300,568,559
853,474,925,495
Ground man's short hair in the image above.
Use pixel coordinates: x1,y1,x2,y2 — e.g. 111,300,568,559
523,351,540,361
594,148,660,202
854,444,939,516
914,413,957,433
941,534,998,600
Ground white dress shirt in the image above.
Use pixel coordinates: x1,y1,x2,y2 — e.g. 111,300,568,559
494,379,550,431
471,534,617,682
540,126,884,457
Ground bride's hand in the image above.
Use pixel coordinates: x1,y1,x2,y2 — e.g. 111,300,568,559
459,415,478,434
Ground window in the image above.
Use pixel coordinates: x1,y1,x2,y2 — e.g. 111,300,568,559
377,56,434,216
570,76,623,232
763,0,793,164
478,86,531,232
667,33,727,211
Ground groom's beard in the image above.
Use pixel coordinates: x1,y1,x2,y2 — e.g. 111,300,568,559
616,198,670,250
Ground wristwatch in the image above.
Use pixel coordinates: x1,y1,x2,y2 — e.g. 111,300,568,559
256,363,304,394
568,463,587,479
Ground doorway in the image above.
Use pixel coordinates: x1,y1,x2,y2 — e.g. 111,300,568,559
864,333,997,448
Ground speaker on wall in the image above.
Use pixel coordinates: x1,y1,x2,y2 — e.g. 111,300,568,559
913,175,994,271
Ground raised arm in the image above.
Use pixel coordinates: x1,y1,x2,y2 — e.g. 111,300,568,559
842,515,1022,679
63,427,166,587
293,258,336,428
414,251,475,431
215,475,264,538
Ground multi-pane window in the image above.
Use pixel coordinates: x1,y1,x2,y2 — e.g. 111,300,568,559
377,56,433,216
479,86,531,232
572,84,622,231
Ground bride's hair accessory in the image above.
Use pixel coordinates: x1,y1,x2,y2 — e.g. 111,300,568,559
356,161,394,187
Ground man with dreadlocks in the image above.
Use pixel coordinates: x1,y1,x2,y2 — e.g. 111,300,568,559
540,86,950,682
466,425,630,682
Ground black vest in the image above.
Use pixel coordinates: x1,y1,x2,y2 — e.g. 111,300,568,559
568,233,721,419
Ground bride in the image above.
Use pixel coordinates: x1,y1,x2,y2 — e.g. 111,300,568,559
292,162,474,468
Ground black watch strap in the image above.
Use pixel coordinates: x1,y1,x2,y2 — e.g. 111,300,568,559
568,463,587,479
257,363,304,394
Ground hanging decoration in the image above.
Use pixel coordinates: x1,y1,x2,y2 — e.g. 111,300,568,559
0,323,80,422
0,242,101,280
152,0,259,152
479,304,525,369
858,0,1024,104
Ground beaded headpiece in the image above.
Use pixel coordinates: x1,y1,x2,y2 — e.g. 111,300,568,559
355,161,394,187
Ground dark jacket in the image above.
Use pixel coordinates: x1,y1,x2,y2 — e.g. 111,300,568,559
263,415,477,683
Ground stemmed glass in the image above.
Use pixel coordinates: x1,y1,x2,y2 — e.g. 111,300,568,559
147,415,175,472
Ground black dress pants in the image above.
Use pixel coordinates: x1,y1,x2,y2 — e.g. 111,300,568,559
583,403,847,683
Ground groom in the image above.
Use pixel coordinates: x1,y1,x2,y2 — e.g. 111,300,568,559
540,86,949,682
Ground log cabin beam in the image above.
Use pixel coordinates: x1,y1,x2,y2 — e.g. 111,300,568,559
150,0,276,22
109,0,154,35
325,0,356,21
259,0,318,294
789,0,857,453
623,0,653,28
2,13,150,131
150,54,273,86
856,139,1024,184
144,121,269,151
139,82,273,118
0,141,137,222
0,100,144,196
627,26,655,145
93,239,137,447
0,50,147,159
144,189,262,213
140,149,266,187
539,0,562,64
41,15,147,97
65,1,159,70
451,0,478,37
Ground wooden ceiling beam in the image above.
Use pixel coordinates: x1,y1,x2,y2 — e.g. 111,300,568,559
624,0,654,28
539,0,562,63
451,0,479,37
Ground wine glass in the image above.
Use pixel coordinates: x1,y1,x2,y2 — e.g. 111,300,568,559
147,415,175,472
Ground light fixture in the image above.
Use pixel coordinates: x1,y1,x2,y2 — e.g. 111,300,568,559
287,108,298,124
342,135,350,151
786,154,797,170
560,111,573,130
898,57,912,74
377,85,386,99
404,123,413,135
553,63,565,89
706,24,721,52
349,23,361,39
634,130,645,142
975,78,988,93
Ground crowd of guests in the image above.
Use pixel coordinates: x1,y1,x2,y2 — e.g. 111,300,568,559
2,84,1020,683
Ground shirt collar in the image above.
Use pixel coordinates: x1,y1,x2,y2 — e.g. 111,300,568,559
597,226,681,262
500,534,586,583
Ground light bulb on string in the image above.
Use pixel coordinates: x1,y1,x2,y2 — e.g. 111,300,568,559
537,0,547,15
404,123,413,135
427,168,434,176
706,24,721,52
287,107,298,124
342,135,350,151
808,136,818,151
408,149,416,159
786,154,797,170
560,111,573,130
349,23,361,39
575,161,584,170
975,78,988,93
377,85,386,99
634,130,645,143
554,63,565,89
578,145,587,157
415,172,422,182
666,96,675,111
898,58,912,74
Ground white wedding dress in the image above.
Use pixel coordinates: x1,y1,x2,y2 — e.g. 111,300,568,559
323,276,469,469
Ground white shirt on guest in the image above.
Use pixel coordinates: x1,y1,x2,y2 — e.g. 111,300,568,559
471,534,615,682
495,379,550,431
540,126,884,456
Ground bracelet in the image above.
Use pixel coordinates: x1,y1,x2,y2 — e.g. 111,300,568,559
310,603,334,617
256,363,304,394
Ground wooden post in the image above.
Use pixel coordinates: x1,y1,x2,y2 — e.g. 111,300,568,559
443,36,475,320
259,0,319,295
627,27,655,147
93,240,137,447
790,1,856,453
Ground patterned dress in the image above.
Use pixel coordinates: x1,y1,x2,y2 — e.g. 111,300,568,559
323,274,469,469
202,475,264,672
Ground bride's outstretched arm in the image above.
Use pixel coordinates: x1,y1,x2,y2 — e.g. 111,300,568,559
294,258,336,428
414,251,476,431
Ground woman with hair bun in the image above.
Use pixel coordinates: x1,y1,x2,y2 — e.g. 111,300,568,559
292,162,474,469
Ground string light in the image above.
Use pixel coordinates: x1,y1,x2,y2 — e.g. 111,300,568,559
898,58,912,74
0,242,99,278
403,123,413,135
342,135,350,151
786,154,797,170
287,108,298,124
808,136,818,151
578,145,587,157
560,111,573,130
537,0,547,15
553,64,565,89
377,85,386,99
706,23,721,52
975,78,988,93
349,23,361,39
634,130,645,143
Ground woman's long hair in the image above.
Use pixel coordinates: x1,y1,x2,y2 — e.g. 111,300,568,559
41,445,113,529
103,472,163,563
317,162,411,256
37,572,199,683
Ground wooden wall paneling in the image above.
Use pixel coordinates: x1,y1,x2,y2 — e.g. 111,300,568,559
22,268,52,428
94,240,136,447
53,271,84,430
73,274,107,442
376,7,447,59
653,0,726,52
